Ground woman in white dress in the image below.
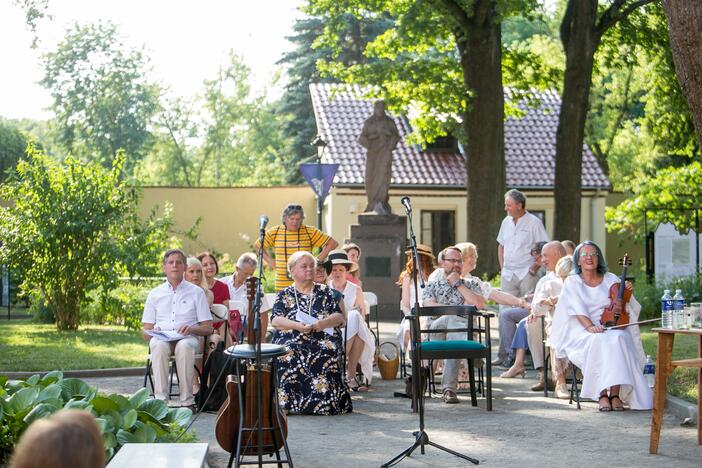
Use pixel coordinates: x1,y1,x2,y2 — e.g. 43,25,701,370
326,249,376,391
551,241,653,411
395,244,435,352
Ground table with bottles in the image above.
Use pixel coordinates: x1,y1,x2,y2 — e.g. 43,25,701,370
649,326,702,454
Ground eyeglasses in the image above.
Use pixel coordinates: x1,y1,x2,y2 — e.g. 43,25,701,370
286,205,302,210
579,252,598,258
443,258,462,263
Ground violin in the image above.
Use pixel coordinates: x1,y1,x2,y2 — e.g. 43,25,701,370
214,276,288,455
600,254,632,328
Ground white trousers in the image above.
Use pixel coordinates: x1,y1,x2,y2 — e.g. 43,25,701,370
149,335,200,404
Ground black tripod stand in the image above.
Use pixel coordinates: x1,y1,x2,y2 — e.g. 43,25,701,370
381,197,479,468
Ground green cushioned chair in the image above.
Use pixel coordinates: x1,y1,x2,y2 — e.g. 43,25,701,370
410,305,493,411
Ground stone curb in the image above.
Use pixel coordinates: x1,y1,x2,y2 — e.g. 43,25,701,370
1,367,146,380
666,394,698,423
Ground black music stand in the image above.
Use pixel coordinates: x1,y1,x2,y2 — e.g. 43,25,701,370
382,197,479,467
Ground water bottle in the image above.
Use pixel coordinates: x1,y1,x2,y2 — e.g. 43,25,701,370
661,289,673,329
673,289,685,329
643,355,655,388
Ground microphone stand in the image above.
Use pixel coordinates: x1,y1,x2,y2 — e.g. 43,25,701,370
252,222,266,467
382,198,478,468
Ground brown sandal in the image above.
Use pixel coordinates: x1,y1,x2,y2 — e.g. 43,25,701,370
609,395,624,411
598,395,611,412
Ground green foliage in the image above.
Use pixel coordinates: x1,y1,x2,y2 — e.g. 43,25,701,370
40,21,159,174
136,52,290,187
0,148,173,330
605,162,702,238
0,123,29,182
82,281,156,331
0,373,194,463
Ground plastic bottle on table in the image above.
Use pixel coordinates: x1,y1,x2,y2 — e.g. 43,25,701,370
673,289,685,329
660,289,673,329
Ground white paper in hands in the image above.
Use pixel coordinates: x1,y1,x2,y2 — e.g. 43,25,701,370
146,329,185,341
295,310,334,336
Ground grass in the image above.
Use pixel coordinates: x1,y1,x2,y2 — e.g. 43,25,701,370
640,325,699,403
0,322,146,372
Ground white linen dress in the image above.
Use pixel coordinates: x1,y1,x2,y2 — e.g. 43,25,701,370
550,272,653,409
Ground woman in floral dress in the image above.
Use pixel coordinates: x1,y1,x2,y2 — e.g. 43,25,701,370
271,251,352,415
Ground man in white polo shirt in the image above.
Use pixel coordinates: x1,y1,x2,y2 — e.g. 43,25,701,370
495,189,548,366
142,248,213,407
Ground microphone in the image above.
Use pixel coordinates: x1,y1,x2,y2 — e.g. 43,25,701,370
400,196,411,213
259,215,269,231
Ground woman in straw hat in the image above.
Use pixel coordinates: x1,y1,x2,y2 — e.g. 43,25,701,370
326,249,376,392
395,244,435,353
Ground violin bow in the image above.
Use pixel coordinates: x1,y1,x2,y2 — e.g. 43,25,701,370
605,317,661,330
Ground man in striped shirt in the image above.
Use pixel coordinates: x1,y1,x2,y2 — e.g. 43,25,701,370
256,204,338,290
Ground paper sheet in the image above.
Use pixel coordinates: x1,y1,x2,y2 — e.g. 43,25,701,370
295,310,334,336
146,329,185,341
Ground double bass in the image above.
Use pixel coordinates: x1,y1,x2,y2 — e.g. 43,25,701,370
600,253,632,328
214,276,288,454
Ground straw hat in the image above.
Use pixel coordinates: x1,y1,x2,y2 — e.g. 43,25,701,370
405,243,434,259
324,249,358,272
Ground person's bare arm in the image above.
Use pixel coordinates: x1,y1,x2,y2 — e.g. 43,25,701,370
489,289,527,308
355,286,367,317
497,244,504,270
272,316,313,333
261,250,275,269
142,323,155,343
576,314,604,333
401,275,411,315
456,284,485,309
314,313,345,330
177,320,214,337
317,237,339,261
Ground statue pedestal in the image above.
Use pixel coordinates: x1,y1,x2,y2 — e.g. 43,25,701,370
349,213,406,321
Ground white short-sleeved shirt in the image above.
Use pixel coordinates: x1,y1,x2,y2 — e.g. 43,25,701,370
496,211,549,281
530,271,556,313
219,274,271,312
142,280,212,331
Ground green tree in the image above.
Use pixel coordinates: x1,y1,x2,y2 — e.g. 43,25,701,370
0,123,29,181
309,0,540,274
553,0,656,242
41,21,159,174
277,14,392,183
136,52,289,187
0,148,174,330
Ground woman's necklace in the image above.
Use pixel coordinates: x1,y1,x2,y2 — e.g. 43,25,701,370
294,284,314,317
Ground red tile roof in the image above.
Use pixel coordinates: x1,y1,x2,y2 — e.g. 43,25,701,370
309,83,610,190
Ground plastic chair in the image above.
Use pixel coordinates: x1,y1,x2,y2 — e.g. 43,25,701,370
363,291,380,345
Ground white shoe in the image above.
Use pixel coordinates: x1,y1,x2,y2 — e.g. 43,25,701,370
555,383,570,399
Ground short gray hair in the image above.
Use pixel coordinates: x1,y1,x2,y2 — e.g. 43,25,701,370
236,252,257,270
163,248,186,264
287,251,316,274
281,204,304,223
505,189,526,209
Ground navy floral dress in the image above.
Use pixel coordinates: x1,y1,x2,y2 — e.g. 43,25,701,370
272,283,352,415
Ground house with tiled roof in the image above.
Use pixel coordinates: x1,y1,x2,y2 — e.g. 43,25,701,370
310,83,611,251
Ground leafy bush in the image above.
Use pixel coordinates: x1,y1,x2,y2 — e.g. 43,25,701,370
0,371,194,463
634,272,702,320
82,282,155,330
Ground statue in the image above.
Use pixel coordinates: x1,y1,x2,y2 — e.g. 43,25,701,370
358,100,401,215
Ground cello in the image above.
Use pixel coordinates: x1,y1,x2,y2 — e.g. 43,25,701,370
214,276,288,455
600,253,632,328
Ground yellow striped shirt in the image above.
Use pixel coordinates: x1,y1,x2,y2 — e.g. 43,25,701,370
261,225,330,290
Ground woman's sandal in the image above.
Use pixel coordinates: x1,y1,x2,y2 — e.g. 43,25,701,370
347,378,369,392
598,395,612,412
609,394,625,411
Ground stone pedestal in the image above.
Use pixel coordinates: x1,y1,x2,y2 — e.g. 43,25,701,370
349,213,406,321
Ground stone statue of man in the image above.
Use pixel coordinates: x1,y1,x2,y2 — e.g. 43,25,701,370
358,100,401,215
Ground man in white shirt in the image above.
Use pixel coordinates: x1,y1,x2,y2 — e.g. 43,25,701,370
142,249,213,407
494,189,548,365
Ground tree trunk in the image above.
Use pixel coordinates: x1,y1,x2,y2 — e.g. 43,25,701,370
554,0,600,242
457,5,505,276
663,0,702,146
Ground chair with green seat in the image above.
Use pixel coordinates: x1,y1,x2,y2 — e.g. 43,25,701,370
411,305,492,411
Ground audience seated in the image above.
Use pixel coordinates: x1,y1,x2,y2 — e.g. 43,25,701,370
395,244,435,355
271,251,351,415
342,242,363,287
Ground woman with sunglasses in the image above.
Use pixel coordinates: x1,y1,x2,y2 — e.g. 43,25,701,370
256,204,339,291
550,241,652,412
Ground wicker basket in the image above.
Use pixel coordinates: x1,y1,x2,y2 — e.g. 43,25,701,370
377,342,400,380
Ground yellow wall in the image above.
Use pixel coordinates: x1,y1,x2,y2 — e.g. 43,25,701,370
140,186,315,267
139,185,609,267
